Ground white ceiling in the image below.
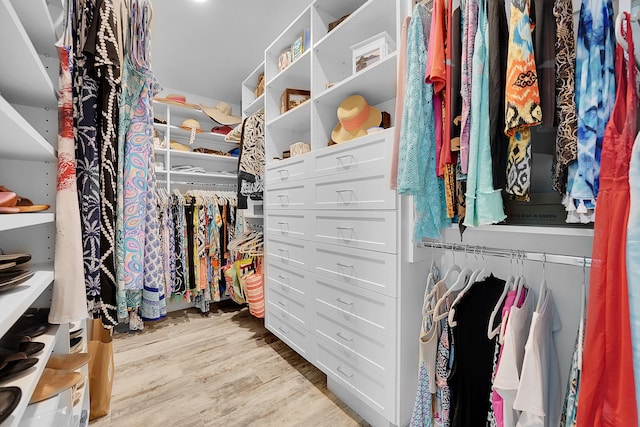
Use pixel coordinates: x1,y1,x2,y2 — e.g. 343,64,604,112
150,0,314,106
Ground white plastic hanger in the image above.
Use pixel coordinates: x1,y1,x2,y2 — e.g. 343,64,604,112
433,247,463,321
577,258,587,368
615,10,640,69
536,253,548,313
448,247,489,327
487,251,516,339
500,250,527,344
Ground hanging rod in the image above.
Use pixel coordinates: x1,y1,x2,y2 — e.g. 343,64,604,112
419,241,592,268
157,179,237,188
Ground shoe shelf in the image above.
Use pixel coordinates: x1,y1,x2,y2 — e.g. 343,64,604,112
0,0,57,109
0,214,55,233
1,324,62,427
0,268,54,339
19,389,62,427
0,96,56,163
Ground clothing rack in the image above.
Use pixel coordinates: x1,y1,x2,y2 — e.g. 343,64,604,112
419,241,592,268
157,179,237,189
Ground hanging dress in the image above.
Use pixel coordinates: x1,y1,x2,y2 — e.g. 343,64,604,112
459,0,479,175
463,0,506,228
50,3,89,324
560,284,586,427
504,0,543,201
629,102,640,422
577,14,639,425
551,0,578,194
565,0,616,222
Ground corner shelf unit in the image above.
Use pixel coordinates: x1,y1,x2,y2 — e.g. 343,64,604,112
242,62,265,118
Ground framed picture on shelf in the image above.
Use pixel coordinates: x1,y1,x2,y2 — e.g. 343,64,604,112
278,49,292,72
351,31,395,74
280,88,311,114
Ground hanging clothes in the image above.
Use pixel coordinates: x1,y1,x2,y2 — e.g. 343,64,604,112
463,0,506,228
449,275,505,426
390,15,412,190
493,289,534,427
487,0,509,190
560,284,586,427
504,0,542,202
434,316,453,427
531,0,556,128
513,289,562,426
565,0,616,223
73,0,101,316
578,14,639,424
50,3,89,324
237,110,265,210
459,0,479,175
629,118,640,421
551,0,578,194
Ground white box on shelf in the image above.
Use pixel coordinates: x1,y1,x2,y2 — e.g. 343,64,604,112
350,31,395,74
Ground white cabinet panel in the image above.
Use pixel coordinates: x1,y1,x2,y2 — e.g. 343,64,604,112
268,285,313,331
312,210,397,253
310,168,397,210
265,261,310,302
265,210,309,240
311,131,389,178
264,181,308,210
312,242,397,297
266,236,311,271
265,156,307,185
315,338,395,420
266,310,314,362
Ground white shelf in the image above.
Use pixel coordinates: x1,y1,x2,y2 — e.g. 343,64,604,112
168,149,238,165
315,52,397,107
267,49,312,90
0,213,54,232
0,0,56,108
0,95,56,162
314,0,396,60
152,99,209,121
0,267,54,339
265,6,312,81
445,223,594,237
266,99,312,130
243,214,264,219
243,93,265,117
154,123,238,148
169,171,237,181
2,324,62,427
72,365,89,427
9,0,57,58
19,391,62,427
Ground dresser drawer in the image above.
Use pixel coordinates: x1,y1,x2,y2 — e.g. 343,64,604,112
310,168,397,210
265,156,306,184
267,310,314,362
268,285,313,331
265,261,309,302
312,242,397,297
312,210,397,254
264,181,307,210
313,273,396,333
311,130,390,178
314,308,394,381
266,236,310,271
265,211,309,240
315,338,394,419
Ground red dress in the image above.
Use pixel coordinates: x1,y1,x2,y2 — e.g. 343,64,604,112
577,14,638,426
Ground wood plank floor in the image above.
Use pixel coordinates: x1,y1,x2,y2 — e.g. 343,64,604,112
90,302,369,427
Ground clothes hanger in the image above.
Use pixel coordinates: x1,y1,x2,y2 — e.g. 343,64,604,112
448,247,489,327
536,253,548,313
500,250,526,344
447,247,474,294
615,10,640,70
488,251,515,339
577,257,587,368
432,246,463,321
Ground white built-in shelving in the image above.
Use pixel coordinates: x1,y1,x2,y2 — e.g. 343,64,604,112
242,62,265,118
0,96,56,162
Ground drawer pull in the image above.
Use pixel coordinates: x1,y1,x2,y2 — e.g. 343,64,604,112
277,221,289,232
277,300,288,308
277,169,289,179
336,262,354,269
278,326,289,335
336,366,354,378
335,189,353,194
336,154,356,168
277,274,288,281
335,226,353,230
336,297,354,306
276,194,289,206
336,332,353,343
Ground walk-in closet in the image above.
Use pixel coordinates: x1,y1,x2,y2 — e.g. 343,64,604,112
1,0,639,425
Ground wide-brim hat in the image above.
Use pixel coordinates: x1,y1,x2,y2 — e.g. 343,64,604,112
154,93,199,110
180,118,204,133
331,95,381,143
200,101,241,125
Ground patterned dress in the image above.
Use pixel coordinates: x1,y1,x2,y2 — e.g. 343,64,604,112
50,5,89,324
565,0,616,223
504,0,543,202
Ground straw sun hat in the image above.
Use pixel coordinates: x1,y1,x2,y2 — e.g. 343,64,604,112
154,93,199,109
200,102,241,125
331,95,382,143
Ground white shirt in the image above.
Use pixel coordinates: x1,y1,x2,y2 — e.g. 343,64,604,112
513,288,562,427
493,289,534,427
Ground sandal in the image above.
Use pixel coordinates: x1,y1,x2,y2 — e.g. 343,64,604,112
0,186,49,214
0,358,38,381
0,387,21,424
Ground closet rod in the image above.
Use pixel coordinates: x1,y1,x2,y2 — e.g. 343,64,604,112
157,179,237,188
419,241,592,268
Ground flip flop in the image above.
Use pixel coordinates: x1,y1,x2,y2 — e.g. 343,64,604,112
45,353,90,371
0,271,34,290
0,207,19,214
0,192,17,207
0,263,16,271
0,358,38,381
69,328,83,339
2,205,50,214
13,323,49,339
30,368,82,404
0,387,21,425
0,254,31,265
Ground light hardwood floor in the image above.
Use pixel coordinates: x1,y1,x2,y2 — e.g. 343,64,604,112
90,302,369,427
